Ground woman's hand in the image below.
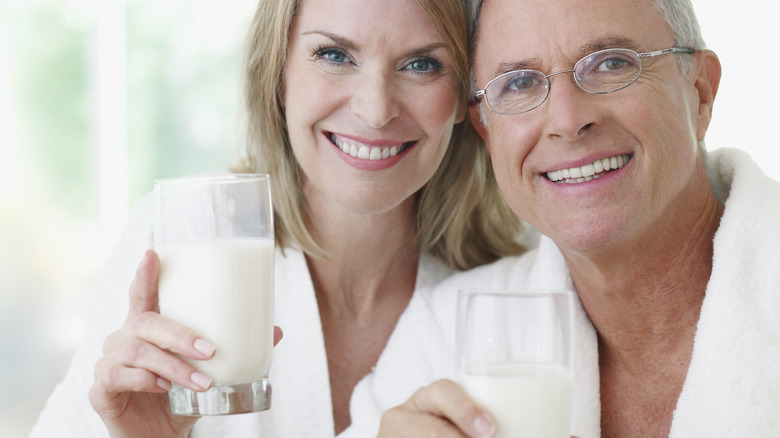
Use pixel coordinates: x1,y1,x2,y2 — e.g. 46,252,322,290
89,250,213,437
88,250,284,437
378,379,495,438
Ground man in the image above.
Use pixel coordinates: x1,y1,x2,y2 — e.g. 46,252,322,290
370,0,780,436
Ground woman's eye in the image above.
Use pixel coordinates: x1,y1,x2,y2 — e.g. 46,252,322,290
317,48,349,64
405,57,443,74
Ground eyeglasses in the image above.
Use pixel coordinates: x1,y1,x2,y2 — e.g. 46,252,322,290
474,47,695,115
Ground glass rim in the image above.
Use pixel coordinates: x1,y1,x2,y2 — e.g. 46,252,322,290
153,172,270,187
458,288,575,299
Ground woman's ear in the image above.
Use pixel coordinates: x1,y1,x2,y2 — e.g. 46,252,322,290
455,99,468,124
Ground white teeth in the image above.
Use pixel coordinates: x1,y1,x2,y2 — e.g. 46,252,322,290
581,163,595,178
546,154,631,183
330,134,406,161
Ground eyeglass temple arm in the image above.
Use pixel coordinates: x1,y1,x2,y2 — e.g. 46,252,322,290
638,47,695,58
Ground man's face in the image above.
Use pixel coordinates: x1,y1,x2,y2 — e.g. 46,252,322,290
471,0,714,253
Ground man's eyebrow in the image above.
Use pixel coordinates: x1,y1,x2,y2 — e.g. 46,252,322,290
491,36,641,76
493,58,538,76
579,36,640,55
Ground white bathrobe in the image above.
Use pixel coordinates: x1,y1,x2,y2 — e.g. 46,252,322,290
30,194,454,438
350,148,780,437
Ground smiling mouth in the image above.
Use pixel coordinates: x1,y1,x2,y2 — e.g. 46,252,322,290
328,132,414,160
545,154,632,184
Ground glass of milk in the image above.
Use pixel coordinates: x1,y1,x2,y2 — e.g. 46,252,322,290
456,289,575,438
153,174,274,416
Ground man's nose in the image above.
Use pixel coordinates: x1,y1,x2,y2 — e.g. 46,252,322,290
542,72,600,141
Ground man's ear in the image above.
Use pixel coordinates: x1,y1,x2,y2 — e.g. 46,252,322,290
692,49,721,142
468,102,491,152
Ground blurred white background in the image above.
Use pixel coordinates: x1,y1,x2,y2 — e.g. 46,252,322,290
0,1,778,436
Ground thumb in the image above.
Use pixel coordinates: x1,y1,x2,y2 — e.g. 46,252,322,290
128,249,161,317
273,326,284,346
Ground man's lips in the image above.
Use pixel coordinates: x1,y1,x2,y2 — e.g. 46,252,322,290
545,154,632,184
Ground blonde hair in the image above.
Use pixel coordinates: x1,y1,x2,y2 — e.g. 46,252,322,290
239,0,525,270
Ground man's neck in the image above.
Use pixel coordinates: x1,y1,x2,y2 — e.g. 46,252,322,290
567,192,724,438
564,186,724,365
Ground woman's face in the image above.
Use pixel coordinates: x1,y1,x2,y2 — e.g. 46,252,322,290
283,0,465,216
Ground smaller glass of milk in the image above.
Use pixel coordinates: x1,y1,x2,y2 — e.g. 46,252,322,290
456,289,575,438
154,174,274,415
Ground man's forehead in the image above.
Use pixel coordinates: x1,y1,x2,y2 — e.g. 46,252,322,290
474,0,670,75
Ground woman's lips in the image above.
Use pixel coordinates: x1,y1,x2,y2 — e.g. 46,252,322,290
327,132,414,161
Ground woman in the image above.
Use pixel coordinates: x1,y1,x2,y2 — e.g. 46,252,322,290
31,0,524,436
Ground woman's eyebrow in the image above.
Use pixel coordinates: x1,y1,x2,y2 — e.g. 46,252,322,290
403,42,448,58
301,30,358,50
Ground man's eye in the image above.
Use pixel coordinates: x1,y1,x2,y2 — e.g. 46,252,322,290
599,57,630,71
503,72,541,92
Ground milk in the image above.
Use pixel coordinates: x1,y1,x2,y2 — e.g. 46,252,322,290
157,238,274,385
459,363,572,438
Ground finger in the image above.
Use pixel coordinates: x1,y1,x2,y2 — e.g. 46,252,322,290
93,353,172,396
128,250,161,317
273,326,283,346
129,311,216,360
100,337,213,392
380,405,467,438
410,379,495,438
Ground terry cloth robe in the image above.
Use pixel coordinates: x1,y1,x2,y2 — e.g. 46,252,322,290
350,148,780,438
30,193,454,438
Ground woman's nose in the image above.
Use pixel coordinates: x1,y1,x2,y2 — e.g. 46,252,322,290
350,71,400,128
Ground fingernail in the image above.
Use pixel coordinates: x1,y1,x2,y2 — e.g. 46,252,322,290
190,372,212,390
473,414,495,437
194,338,215,357
137,251,150,269
157,377,172,390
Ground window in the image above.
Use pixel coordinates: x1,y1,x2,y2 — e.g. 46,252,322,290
0,0,253,434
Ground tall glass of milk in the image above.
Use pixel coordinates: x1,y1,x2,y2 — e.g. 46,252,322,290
456,290,575,438
153,174,274,416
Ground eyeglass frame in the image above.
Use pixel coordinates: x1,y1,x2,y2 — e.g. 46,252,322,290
474,47,696,115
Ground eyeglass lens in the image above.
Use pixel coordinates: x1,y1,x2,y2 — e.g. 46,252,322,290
483,49,643,114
